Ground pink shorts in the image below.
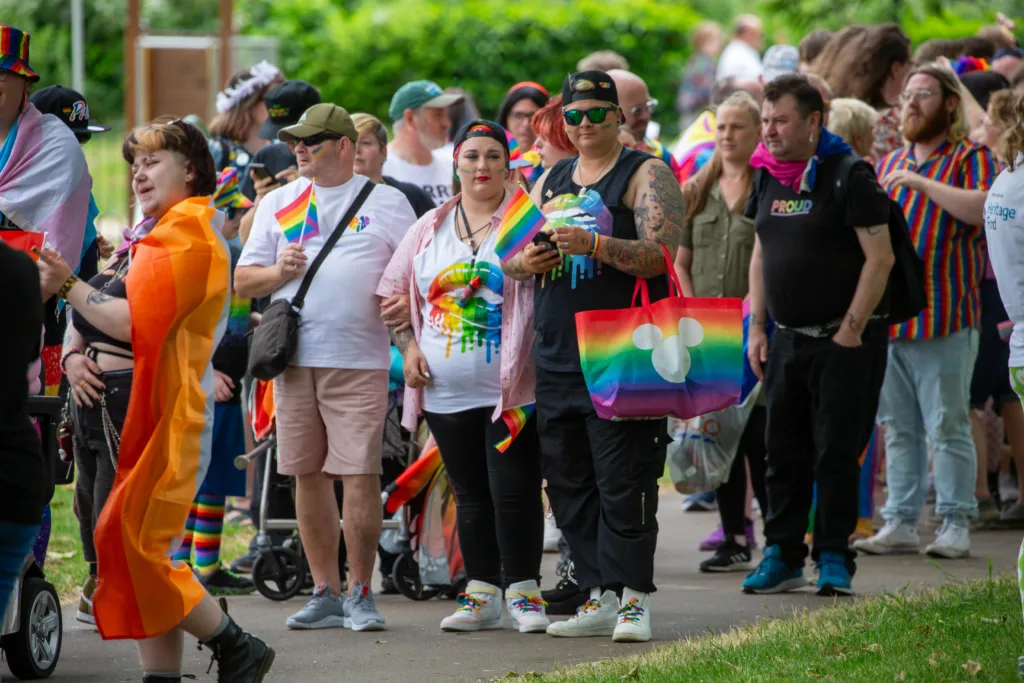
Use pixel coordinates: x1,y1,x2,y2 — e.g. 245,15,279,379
273,367,387,477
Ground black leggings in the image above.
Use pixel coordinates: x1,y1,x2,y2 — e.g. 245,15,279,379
715,406,768,539
424,407,543,587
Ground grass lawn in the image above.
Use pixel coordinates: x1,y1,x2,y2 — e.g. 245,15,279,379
45,484,253,605
507,574,1024,683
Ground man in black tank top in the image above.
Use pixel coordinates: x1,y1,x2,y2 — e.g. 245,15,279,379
502,71,684,643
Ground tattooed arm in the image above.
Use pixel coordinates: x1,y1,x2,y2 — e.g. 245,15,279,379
596,159,682,278
64,279,133,343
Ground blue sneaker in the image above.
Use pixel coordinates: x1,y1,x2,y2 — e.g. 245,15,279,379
741,545,806,594
815,551,853,596
682,492,717,512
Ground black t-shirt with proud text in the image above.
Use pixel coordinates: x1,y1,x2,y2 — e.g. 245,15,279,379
744,155,890,328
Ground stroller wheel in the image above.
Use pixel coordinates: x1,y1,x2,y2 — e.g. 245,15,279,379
391,552,440,601
252,547,305,601
2,577,62,679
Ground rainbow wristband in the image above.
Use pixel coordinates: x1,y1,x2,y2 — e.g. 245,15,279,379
589,233,601,259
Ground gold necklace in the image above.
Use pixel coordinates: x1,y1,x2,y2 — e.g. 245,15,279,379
576,144,622,197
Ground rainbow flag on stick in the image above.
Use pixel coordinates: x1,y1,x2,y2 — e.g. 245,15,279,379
275,182,319,244
496,186,546,262
495,404,535,453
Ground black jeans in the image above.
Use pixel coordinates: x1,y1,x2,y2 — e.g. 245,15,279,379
763,327,888,573
716,406,768,539
424,406,543,587
72,369,132,567
536,369,668,594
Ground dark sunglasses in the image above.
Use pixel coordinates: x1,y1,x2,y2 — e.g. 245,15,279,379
563,107,614,126
287,132,344,148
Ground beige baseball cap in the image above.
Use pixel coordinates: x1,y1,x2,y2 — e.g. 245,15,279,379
278,103,358,142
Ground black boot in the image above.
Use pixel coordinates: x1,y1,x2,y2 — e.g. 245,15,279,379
201,618,275,683
542,552,587,615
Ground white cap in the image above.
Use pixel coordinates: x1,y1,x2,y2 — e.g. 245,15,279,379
763,45,800,83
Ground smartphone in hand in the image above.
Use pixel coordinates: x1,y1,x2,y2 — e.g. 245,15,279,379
249,163,276,184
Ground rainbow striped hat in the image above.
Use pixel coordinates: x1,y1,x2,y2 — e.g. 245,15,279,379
0,25,38,82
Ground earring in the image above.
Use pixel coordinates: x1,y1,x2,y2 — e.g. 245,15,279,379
808,133,814,143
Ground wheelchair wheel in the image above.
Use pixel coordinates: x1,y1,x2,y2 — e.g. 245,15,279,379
2,577,61,679
391,551,440,601
252,547,305,601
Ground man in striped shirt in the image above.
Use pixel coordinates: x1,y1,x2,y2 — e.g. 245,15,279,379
857,63,997,560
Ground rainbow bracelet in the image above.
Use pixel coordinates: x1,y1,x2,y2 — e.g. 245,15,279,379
589,232,601,259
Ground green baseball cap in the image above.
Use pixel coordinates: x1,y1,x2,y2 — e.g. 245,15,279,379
278,103,358,142
388,80,463,122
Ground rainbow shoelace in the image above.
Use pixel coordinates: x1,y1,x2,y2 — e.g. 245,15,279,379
577,598,602,615
617,598,644,625
510,596,548,613
455,593,484,612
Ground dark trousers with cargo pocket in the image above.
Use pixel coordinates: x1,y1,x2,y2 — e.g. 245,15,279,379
763,326,888,574
536,369,667,595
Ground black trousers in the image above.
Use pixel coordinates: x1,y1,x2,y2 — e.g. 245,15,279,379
716,406,768,539
763,327,887,573
536,369,667,594
72,369,132,567
424,406,543,587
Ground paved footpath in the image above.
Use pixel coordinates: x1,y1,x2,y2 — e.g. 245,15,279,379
48,495,1021,683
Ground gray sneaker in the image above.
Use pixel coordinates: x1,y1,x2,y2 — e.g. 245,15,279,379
343,582,385,632
285,584,346,630
1000,500,1024,524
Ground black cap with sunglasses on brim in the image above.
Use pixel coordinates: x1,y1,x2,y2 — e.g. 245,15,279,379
561,70,621,127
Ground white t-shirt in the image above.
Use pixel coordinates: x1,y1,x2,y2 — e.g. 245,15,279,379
985,164,1024,368
238,175,417,369
383,148,455,206
414,212,503,413
716,40,763,82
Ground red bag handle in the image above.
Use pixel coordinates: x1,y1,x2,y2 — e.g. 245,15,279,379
631,244,683,310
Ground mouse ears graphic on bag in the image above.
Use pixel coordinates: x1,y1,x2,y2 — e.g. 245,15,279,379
575,246,744,421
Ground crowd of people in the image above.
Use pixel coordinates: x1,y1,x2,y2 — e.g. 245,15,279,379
3,11,1024,682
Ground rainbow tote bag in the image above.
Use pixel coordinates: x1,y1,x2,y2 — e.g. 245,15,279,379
575,248,744,421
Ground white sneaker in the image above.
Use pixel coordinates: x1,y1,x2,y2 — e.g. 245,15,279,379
546,589,617,637
852,520,920,555
612,588,651,643
440,581,503,632
543,513,563,553
506,580,551,633
925,519,970,559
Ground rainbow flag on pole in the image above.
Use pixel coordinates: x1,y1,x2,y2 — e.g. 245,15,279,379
275,183,319,243
496,186,546,262
494,404,535,453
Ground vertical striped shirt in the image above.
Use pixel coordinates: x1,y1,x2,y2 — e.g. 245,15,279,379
877,139,997,340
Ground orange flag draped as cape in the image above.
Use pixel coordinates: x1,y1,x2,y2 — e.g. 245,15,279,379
93,198,229,640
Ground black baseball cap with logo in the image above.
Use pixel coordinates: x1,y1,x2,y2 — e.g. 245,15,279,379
30,85,110,143
259,80,322,140
561,70,619,106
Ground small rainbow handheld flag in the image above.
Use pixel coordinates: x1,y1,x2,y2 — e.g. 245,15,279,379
212,167,253,211
496,186,546,263
275,182,319,244
495,404,535,453
506,131,532,170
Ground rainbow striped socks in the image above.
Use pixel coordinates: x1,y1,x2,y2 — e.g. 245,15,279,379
173,494,226,575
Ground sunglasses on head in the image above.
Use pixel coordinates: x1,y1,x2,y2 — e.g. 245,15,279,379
563,107,614,126
287,132,343,148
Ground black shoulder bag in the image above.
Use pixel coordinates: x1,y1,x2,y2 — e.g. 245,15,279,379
248,181,375,381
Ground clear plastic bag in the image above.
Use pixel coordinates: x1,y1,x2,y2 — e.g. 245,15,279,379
667,385,761,493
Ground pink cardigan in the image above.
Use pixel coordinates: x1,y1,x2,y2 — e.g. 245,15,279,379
376,194,536,430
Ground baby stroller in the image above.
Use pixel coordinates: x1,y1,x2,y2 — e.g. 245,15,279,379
3,395,65,680
236,377,464,602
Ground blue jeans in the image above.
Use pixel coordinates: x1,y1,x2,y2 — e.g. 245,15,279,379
0,522,42,618
877,328,980,525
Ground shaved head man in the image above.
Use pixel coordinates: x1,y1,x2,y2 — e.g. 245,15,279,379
607,69,678,171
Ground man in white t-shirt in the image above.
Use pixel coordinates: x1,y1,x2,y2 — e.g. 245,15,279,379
382,80,462,205
716,14,764,82
236,103,416,632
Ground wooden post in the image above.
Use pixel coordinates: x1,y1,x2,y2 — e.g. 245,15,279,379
125,0,140,222
219,0,233,89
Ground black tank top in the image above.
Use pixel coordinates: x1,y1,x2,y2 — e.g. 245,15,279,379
534,147,668,371
75,256,133,352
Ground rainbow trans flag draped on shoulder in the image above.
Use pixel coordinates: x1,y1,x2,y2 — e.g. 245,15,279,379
575,247,743,420
93,198,229,640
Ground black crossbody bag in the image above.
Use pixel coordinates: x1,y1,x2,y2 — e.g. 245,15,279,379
248,181,375,381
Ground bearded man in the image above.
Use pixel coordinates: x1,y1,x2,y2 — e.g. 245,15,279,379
856,64,998,560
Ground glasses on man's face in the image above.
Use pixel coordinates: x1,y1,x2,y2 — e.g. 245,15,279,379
563,107,613,126
286,132,343,149
629,99,658,117
508,111,535,124
900,89,936,106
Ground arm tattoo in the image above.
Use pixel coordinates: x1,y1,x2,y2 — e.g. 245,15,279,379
86,290,114,306
844,312,863,332
865,225,884,236
501,252,533,281
393,328,415,355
